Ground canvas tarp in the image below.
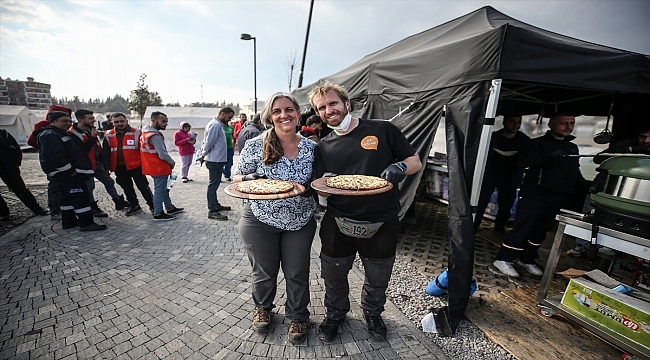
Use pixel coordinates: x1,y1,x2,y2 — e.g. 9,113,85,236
293,6,650,333
0,105,40,148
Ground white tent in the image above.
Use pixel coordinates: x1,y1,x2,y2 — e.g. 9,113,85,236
142,106,221,151
0,105,39,148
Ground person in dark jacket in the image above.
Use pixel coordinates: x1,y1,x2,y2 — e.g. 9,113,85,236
473,115,530,235
28,104,73,220
0,129,48,220
236,114,264,153
593,126,650,164
34,111,106,231
493,112,588,278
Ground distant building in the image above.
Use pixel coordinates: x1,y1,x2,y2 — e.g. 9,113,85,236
240,99,264,118
0,77,53,110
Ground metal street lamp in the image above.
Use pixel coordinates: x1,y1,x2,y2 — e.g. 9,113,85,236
240,33,257,114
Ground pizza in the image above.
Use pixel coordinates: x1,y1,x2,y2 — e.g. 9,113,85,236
235,179,294,195
325,175,389,190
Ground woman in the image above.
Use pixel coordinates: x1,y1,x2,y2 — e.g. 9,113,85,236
173,122,196,183
234,93,316,344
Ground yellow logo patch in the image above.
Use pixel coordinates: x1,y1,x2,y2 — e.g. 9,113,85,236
360,136,379,150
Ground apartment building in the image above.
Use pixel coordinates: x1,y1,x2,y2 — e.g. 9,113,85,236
0,77,53,110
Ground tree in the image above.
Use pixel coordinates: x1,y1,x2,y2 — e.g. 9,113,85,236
127,73,163,125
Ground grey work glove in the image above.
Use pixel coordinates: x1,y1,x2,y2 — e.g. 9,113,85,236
381,163,407,184
243,173,267,181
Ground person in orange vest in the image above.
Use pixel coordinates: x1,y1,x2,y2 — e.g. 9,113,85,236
71,110,129,217
140,111,184,221
28,104,73,220
102,112,154,216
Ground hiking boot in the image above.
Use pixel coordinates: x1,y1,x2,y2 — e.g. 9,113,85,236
252,307,271,332
62,221,78,230
318,317,342,342
288,321,308,345
153,213,176,221
517,261,543,276
32,207,49,216
363,312,387,341
79,222,107,232
125,205,142,216
216,205,232,211
208,211,228,221
113,195,130,210
493,260,520,277
166,207,184,215
91,202,108,218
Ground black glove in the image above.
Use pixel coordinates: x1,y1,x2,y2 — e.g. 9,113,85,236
549,149,568,158
243,173,267,181
323,172,338,178
381,163,407,184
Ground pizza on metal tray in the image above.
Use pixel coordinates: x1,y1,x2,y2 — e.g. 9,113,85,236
235,179,294,195
324,175,389,190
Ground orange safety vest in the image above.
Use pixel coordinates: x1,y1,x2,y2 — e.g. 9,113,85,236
68,127,100,170
105,128,142,171
140,132,172,176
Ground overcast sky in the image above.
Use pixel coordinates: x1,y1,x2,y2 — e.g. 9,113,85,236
1,0,648,107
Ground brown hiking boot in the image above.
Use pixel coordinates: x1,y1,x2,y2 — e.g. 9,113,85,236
288,321,308,344
252,307,271,332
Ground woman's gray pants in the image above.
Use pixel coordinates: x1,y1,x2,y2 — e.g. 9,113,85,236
238,206,316,322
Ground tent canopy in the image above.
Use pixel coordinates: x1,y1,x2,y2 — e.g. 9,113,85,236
0,105,39,148
293,6,650,333
143,106,221,129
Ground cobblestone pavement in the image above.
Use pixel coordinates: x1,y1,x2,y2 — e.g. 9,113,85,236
1,152,451,360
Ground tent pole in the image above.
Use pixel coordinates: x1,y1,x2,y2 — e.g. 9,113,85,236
470,79,501,208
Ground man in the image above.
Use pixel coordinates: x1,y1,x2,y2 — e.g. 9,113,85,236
493,112,589,278
71,110,129,217
140,111,184,221
299,115,323,142
28,104,73,220
236,114,263,153
593,125,650,164
222,111,236,181
199,107,234,221
473,115,530,235
33,111,106,231
233,113,247,153
309,82,422,342
102,112,154,216
0,129,48,220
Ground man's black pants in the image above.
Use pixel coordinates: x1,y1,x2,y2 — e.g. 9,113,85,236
114,166,153,208
0,165,41,216
55,173,93,227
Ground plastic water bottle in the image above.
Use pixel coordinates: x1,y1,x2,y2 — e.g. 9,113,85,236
194,148,202,167
167,173,178,190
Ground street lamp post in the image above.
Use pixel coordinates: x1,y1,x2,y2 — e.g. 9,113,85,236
240,33,257,114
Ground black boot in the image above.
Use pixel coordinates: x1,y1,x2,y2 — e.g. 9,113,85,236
91,201,108,218
113,195,130,210
79,222,107,231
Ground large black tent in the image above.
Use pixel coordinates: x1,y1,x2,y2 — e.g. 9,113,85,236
293,6,650,333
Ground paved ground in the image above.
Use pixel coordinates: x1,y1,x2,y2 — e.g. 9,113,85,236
1,152,451,360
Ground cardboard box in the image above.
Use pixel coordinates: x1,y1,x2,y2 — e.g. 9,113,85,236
561,277,650,351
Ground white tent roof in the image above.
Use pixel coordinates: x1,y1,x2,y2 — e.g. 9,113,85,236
143,106,219,129
0,105,39,148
